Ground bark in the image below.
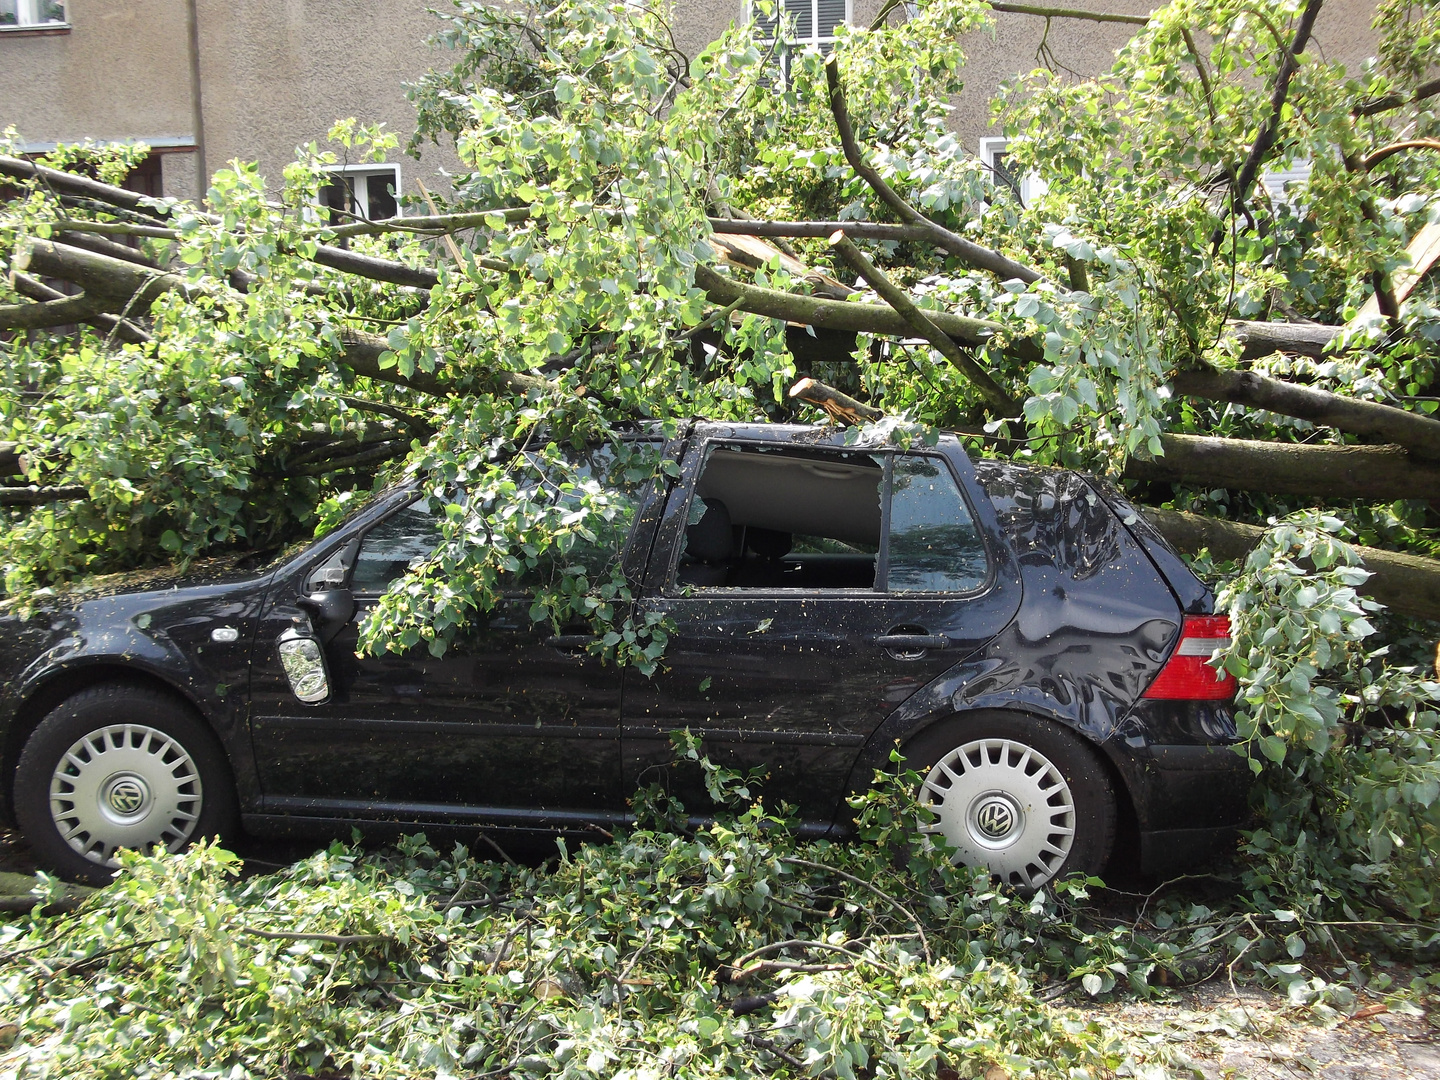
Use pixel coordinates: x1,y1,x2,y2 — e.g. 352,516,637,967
1353,76,1440,117
0,485,89,506
988,2,1149,25
823,58,1043,286
788,377,884,426
336,328,551,399
828,231,1017,414
1145,507,1440,623
710,219,933,243
20,239,203,309
1125,433,1440,501
1172,367,1440,461
0,292,106,330
1228,320,1340,361
694,263,1037,359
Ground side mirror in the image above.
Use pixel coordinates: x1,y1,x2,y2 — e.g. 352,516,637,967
277,623,332,704
296,589,355,644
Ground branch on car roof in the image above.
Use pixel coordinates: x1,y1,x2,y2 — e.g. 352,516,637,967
1124,433,1440,501
788,377,884,426
829,231,1019,415
823,57,1044,287
1172,367,1440,462
1144,506,1440,623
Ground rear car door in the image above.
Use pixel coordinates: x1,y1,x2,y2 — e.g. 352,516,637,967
622,431,1021,824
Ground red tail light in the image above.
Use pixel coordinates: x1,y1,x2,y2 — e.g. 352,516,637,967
1142,615,1237,700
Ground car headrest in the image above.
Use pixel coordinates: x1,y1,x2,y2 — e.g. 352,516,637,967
686,498,733,563
746,527,792,560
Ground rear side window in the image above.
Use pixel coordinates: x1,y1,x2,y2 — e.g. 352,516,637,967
675,445,988,593
888,455,988,593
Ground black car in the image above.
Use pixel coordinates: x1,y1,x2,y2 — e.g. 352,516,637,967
0,422,1249,885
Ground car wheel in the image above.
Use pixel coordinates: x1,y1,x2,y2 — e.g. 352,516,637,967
905,712,1115,890
14,685,237,885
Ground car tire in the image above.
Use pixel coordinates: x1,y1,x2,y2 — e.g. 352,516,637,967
904,712,1115,890
14,685,237,885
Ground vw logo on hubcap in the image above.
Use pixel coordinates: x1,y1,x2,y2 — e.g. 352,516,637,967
101,774,151,820
972,795,1020,842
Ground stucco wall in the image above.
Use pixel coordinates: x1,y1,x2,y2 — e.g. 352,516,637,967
669,0,1381,146
192,0,465,199
0,0,194,146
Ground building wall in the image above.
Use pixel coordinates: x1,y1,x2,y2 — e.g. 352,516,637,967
0,0,1390,206
0,0,196,196
192,0,464,201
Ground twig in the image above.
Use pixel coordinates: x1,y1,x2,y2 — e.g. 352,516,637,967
778,858,931,963
823,56,1042,286
241,928,390,945
475,831,518,867
746,1034,806,1069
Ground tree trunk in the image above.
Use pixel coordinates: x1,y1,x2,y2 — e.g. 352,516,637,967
1172,367,1440,460
1144,507,1440,623
1228,320,1340,361
1124,434,1440,500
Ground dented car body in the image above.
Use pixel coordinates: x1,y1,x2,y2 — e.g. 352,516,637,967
0,422,1249,885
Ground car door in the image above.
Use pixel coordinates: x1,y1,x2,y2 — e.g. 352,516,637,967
247,443,661,831
622,434,1020,825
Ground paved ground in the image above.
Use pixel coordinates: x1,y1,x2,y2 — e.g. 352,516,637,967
1,830,1434,1078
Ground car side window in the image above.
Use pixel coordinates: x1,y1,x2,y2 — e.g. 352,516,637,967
887,455,988,593
349,502,445,595
673,445,987,593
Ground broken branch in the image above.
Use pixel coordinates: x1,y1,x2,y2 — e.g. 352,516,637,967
828,231,1018,415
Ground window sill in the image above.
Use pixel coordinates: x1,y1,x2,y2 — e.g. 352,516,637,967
0,23,72,38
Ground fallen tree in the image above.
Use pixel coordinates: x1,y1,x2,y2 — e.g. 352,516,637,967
1,0,1438,625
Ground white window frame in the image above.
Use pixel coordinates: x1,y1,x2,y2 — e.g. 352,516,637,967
0,0,68,30
978,137,1047,207
750,0,852,79
1259,161,1312,210
318,163,402,224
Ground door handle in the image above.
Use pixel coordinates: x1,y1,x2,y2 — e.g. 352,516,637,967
871,634,950,651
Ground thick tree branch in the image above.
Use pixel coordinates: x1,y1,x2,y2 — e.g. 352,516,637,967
1124,434,1440,501
0,292,106,330
828,232,1018,414
788,377,883,426
337,328,551,399
710,219,933,243
1173,367,1440,461
1227,320,1339,361
823,57,1043,285
1144,507,1440,623
1353,76,1440,117
10,272,150,344
0,485,88,506
988,3,1149,25
694,263,1039,361
1362,139,1440,171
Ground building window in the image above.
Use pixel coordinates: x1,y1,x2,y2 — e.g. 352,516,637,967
0,0,67,28
320,164,400,226
978,137,1047,208
752,0,850,75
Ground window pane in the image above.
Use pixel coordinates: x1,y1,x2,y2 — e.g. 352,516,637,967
366,173,397,220
350,503,444,594
816,0,846,37
887,456,987,592
787,0,813,40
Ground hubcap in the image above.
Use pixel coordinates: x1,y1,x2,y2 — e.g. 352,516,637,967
918,737,1076,888
49,724,204,867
